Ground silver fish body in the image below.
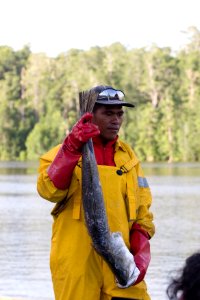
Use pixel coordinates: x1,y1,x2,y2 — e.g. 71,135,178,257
82,139,131,286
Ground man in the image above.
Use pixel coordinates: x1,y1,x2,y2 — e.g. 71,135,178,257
37,85,155,300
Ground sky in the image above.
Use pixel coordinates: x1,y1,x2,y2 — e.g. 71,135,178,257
0,0,200,57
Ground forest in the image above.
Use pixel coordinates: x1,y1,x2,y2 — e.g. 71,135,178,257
0,27,200,162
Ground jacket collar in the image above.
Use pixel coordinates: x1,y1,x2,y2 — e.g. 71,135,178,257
115,139,128,152
92,136,128,152
92,135,118,148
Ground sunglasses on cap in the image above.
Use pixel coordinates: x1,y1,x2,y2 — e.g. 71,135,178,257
98,88,125,101
96,88,134,107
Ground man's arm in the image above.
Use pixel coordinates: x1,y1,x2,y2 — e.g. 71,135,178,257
37,113,100,202
130,223,151,284
129,162,155,285
37,145,70,202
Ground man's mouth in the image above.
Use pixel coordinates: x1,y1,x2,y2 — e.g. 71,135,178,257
108,127,119,132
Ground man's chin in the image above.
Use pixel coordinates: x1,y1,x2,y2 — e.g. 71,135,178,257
101,134,118,142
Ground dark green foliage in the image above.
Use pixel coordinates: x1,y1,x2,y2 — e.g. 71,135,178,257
0,29,200,161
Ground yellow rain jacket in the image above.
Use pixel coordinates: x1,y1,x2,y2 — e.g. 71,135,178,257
37,139,155,300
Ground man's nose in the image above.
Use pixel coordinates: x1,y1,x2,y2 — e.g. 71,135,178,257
111,114,120,123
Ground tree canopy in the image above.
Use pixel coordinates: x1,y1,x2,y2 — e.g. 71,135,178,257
0,28,200,162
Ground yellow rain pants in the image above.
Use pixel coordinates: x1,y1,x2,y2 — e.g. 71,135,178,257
37,140,154,300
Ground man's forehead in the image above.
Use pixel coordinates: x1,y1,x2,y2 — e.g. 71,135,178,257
101,105,123,111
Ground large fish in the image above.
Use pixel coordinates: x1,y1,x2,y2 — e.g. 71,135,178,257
80,90,133,286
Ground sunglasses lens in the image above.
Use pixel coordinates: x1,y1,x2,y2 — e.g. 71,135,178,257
98,89,125,101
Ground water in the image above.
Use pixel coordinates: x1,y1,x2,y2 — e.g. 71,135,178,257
0,162,53,300
145,166,200,300
0,162,199,300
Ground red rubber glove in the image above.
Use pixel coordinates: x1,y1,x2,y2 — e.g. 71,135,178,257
130,223,151,285
67,112,100,152
47,113,100,190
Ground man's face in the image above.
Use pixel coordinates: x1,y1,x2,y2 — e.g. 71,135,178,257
92,105,124,141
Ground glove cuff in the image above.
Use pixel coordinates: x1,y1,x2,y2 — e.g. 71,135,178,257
130,224,151,285
48,142,81,189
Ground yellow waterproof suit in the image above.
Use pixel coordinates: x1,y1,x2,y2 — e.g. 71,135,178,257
37,139,155,300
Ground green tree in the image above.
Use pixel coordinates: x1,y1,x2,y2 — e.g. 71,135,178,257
26,110,66,160
0,46,31,160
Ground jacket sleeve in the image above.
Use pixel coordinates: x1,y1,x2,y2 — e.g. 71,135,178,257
134,161,155,238
130,160,155,284
37,144,78,203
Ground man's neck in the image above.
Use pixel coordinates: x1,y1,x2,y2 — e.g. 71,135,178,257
93,135,118,146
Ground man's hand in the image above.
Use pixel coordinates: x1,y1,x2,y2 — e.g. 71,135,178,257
130,223,151,285
47,113,100,189
67,113,100,152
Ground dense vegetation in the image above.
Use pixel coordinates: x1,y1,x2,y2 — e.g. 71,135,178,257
0,27,200,162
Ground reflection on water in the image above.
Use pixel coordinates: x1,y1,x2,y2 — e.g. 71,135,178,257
0,161,38,175
146,173,200,300
0,162,200,300
0,172,53,299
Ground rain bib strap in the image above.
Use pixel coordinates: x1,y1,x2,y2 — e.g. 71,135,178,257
118,159,137,221
72,195,81,219
73,165,82,220
72,158,137,221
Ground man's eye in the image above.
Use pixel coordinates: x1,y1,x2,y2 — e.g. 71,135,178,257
105,112,112,116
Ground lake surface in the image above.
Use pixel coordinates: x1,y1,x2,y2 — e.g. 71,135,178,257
0,162,199,300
